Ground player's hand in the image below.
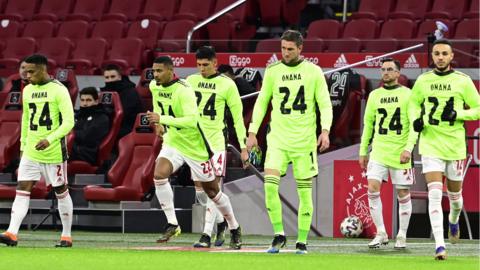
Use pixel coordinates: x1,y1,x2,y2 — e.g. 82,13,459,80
441,101,457,122
146,110,160,124
317,130,330,152
246,132,258,152
359,155,368,169
240,148,249,169
400,150,411,164
155,124,165,138
35,139,50,151
413,118,424,132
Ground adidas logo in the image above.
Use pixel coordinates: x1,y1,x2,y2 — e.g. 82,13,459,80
404,54,419,68
267,54,279,65
333,54,348,68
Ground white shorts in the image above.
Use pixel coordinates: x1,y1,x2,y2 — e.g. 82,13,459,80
421,156,466,181
210,151,226,177
157,146,215,182
366,160,415,187
18,157,68,187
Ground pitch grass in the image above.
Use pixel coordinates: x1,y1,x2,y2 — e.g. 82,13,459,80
1,230,478,270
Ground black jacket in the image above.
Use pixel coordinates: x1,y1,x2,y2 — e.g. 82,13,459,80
70,104,111,165
101,76,144,138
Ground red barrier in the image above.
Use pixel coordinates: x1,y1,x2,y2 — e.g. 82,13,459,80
333,160,394,238
155,53,428,69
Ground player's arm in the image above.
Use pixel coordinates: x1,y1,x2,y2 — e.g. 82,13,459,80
20,93,29,152
359,92,375,160
247,68,273,136
159,88,198,129
457,79,480,120
226,83,247,149
45,88,75,144
408,78,425,132
314,67,333,133
404,92,419,153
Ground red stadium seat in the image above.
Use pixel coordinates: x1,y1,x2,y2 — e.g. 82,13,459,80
102,0,146,22
302,39,326,53
91,20,126,45
0,178,50,200
53,68,79,104
255,38,279,52
326,39,362,53
66,38,108,75
137,0,178,22
454,19,480,39
0,0,40,21
172,0,214,22
362,39,398,53
0,0,6,13
416,20,456,39
257,0,284,26
282,0,307,25
0,20,21,40
83,114,161,201
425,0,468,20
136,68,154,111
0,92,22,171
32,0,75,22
306,19,342,39
102,38,144,75
127,20,163,50
388,0,431,21
379,19,416,39
207,0,257,52
464,0,479,18
66,0,109,21
350,0,394,20
56,20,91,44
156,20,196,52
1,73,26,94
37,37,73,69
68,92,124,176
22,20,56,41
0,38,36,78
342,19,378,39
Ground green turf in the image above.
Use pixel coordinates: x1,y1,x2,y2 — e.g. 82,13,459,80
1,231,478,270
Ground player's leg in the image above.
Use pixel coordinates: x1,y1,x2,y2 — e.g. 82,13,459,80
43,161,73,247
291,150,317,254
0,158,38,246
365,160,388,248
422,156,447,260
445,160,466,244
391,167,414,249
263,147,288,253
201,177,242,249
193,151,227,248
155,146,182,243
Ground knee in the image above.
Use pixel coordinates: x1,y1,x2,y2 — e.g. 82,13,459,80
204,187,218,199
17,181,34,192
54,185,68,195
397,189,410,198
154,171,169,180
368,180,381,193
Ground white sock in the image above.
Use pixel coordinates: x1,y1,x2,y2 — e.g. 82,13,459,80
212,191,239,230
448,190,463,224
368,191,385,234
214,206,224,224
7,190,31,235
203,199,217,236
154,178,177,226
428,182,445,249
56,190,73,238
195,189,208,206
397,193,412,238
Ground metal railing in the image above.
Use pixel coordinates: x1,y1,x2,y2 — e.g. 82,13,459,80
186,0,246,53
